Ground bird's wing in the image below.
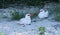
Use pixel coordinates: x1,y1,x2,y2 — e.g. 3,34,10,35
19,18,26,24
44,11,49,17
38,12,45,16
20,18,25,22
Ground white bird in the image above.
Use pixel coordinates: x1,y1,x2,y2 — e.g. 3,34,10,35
38,9,49,19
17,14,31,26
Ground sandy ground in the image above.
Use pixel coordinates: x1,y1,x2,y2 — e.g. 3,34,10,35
0,19,60,35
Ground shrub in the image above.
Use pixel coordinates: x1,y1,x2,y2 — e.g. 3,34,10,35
3,15,8,18
51,6,60,21
39,27,45,35
0,32,4,35
0,0,46,8
0,0,60,8
10,10,25,20
53,16,60,21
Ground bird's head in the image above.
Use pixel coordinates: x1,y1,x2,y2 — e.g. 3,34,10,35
26,13,33,16
25,13,33,18
40,9,44,12
38,9,44,13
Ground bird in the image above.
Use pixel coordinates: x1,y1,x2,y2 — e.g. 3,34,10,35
38,9,49,19
17,13,32,26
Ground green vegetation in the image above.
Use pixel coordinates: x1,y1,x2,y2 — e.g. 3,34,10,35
10,10,25,20
3,15,8,18
52,6,60,21
54,16,60,21
0,0,59,8
0,32,4,35
39,27,45,35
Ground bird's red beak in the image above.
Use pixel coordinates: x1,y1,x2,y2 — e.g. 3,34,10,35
30,13,33,16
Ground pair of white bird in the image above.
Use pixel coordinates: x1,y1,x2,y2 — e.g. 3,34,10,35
17,9,48,26
38,9,49,19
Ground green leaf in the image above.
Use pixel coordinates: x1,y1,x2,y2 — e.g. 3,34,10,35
0,32,4,35
39,27,45,34
10,10,25,20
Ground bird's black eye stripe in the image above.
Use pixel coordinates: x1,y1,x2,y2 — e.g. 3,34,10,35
28,15,30,16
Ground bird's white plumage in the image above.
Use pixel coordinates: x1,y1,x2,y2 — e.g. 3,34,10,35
38,9,49,19
18,14,31,25
44,10,49,17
